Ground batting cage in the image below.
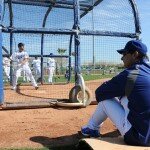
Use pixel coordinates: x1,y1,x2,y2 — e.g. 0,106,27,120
0,0,141,109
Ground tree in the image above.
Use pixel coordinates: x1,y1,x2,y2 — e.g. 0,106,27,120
57,48,67,55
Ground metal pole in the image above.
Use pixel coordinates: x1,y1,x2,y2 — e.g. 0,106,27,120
92,0,95,71
8,0,13,85
0,0,4,105
68,34,73,82
41,7,53,84
74,0,81,85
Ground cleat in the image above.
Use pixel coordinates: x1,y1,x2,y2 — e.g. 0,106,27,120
81,127,100,138
11,86,17,90
35,86,39,90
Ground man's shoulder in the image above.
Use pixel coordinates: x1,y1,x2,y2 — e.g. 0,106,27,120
10,51,18,58
118,69,130,76
34,59,40,63
23,51,28,54
12,51,18,54
48,58,54,61
128,61,150,72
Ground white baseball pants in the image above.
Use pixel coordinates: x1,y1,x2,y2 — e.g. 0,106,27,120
3,66,10,80
34,66,41,79
23,70,31,82
48,67,55,83
13,65,37,87
86,97,132,136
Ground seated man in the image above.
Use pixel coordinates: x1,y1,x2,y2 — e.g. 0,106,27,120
81,40,150,146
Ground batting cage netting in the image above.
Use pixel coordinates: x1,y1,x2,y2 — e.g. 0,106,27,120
0,0,141,108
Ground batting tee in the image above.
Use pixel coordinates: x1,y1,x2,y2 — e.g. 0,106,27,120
0,0,141,108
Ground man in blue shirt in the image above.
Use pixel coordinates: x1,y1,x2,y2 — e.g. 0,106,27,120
81,40,150,146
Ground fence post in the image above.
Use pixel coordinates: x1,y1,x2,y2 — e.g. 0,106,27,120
0,0,4,105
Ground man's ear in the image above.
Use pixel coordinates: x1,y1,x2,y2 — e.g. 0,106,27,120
132,51,139,60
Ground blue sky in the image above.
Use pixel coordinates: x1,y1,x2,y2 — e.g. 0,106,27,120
136,0,150,56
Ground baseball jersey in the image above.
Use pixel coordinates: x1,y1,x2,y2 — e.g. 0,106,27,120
47,58,55,68
95,58,150,145
3,57,10,67
32,59,41,68
10,51,29,66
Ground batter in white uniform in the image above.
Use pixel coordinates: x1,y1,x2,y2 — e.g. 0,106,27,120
47,53,55,83
32,57,41,81
10,43,38,90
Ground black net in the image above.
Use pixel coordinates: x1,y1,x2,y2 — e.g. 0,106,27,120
80,0,135,33
1,0,140,104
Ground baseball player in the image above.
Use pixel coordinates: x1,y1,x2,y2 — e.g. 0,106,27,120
10,43,38,90
3,56,10,82
47,53,55,83
81,40,150,146
32,57,41,81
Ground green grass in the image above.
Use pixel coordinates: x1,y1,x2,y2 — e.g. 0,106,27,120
82,74,113,81
0,148,50,150
45,74,114,83
0,145,77,150
3,74,114,85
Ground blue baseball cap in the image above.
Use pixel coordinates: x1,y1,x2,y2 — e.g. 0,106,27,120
117,40,147,55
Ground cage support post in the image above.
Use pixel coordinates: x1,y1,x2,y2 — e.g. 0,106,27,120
74,0,81,85
0,0,4,105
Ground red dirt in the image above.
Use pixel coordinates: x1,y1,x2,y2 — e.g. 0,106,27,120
0,78,119,148
0,106,117,148
4,79,110,102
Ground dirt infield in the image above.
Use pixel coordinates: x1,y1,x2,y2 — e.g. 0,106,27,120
4,78,110,103
0,106,118,148
0,78,121,149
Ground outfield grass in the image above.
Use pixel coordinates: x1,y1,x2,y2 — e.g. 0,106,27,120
0,145,77,150
3,73,114,85
47,74,114,83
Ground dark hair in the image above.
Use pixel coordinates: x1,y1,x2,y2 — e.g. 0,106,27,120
18,43,24,47
138,54,149,61
128,50,149,60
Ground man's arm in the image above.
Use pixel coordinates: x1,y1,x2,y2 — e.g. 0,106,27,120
20,52,29,65
95,70,129,102
21,57,29,65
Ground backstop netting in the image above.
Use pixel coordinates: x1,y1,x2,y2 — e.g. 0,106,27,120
1,0,141,105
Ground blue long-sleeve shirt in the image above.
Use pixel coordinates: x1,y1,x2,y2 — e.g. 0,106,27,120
95,58,150,146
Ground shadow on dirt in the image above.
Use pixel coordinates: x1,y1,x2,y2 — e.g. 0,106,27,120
101,129,120,137
30,133,79,149
30,130,120,149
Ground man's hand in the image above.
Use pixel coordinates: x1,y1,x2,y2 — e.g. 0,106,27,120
21,58,29,65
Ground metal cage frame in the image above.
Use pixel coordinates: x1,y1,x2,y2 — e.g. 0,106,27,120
0,0,141,105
